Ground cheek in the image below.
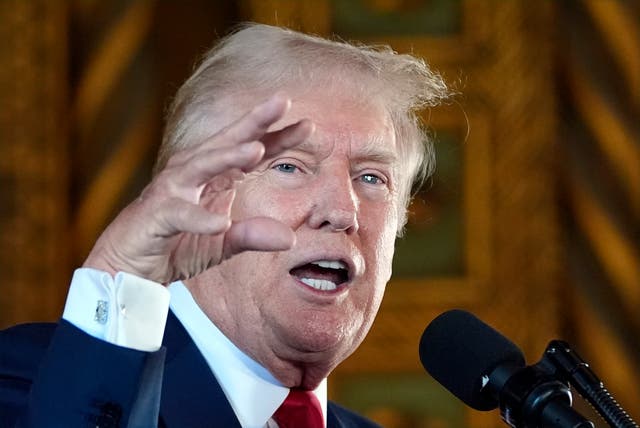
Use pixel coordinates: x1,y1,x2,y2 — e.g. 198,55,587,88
356,205,397,318
234,179,309,228
231,176,305,220
378,235,395,274
365,203,398,275
232,179,281,217
219,251,282,313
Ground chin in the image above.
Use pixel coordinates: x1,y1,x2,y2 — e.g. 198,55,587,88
286,314,366,358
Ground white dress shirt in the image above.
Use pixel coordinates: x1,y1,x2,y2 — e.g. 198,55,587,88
62,268,327,428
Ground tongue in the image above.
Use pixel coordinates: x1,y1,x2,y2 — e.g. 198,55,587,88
290,264,343,284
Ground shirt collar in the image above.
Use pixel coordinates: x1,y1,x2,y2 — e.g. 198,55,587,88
168,281,327,428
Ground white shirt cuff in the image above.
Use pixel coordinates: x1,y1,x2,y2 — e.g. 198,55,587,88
62,268,170,352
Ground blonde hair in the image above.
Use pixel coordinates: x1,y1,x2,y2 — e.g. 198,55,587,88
158,23,450,233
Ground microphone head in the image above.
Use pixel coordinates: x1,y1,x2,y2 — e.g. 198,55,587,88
419,309,525,410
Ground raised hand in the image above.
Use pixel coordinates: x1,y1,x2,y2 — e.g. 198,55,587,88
83,94,314,284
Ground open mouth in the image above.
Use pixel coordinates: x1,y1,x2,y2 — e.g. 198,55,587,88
289,260,350,291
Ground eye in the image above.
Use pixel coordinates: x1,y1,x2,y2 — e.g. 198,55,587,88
360,173,385,185
274,163,298,174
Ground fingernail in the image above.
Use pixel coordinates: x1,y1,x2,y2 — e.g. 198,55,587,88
268,92,290,110
240,141,262,154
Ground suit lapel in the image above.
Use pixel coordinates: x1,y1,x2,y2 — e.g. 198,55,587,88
159,311,241,428
327,403,345,428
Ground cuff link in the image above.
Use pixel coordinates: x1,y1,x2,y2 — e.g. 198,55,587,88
94,300,108,324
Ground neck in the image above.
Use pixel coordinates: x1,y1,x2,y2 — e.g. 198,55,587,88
215,314,338,390
263,346,339,390
185,277,337,390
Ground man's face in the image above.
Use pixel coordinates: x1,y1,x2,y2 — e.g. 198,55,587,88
191,91,403,382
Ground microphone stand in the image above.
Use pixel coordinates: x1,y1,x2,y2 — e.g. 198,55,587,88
542,340,638,428
488,361,595,428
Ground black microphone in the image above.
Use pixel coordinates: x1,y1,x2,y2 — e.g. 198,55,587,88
419,310,594,428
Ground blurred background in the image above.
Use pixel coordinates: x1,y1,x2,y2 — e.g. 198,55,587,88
0,0,638,426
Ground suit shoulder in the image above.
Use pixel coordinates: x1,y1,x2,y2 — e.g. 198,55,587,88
0,321,58,344
327,400,382,428
0,321,58,424
0,322,57,376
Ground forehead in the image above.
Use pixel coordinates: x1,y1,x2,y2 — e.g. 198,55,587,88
273,91,398,159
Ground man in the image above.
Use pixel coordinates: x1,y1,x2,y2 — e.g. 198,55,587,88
0,23,449,427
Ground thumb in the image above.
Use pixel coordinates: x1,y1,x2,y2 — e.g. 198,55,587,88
222,217,295,259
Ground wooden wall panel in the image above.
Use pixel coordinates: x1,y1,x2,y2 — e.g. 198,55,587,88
69,0,160,263
559,0,640,418
0,1,69,326
0,1,238,330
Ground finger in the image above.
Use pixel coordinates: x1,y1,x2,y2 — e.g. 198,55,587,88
171,141,265,188
222,217,295,258
164,93,290,171
219,93,291,144
156,197,232,237
261,119,315,158
201,169,243,193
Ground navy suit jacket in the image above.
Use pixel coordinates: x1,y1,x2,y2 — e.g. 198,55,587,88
0,312,380,428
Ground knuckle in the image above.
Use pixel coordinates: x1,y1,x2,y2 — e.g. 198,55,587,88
154,169,183,195
166,149,190,167
175,202,192,224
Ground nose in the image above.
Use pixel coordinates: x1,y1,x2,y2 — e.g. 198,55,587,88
307,171,359,234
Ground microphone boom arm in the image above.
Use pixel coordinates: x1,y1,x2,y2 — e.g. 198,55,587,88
485,361,594,428
542,341,638,428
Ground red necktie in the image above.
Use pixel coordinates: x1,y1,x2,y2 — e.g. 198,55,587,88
273,389,324,428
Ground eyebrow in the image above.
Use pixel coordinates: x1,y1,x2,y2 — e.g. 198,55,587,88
352,139,398,165
293,135,399,165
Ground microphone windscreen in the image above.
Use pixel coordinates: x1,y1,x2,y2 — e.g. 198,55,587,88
419,309,525,410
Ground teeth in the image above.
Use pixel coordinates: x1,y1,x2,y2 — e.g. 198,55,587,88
311,260,347,270
300,278,337,291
